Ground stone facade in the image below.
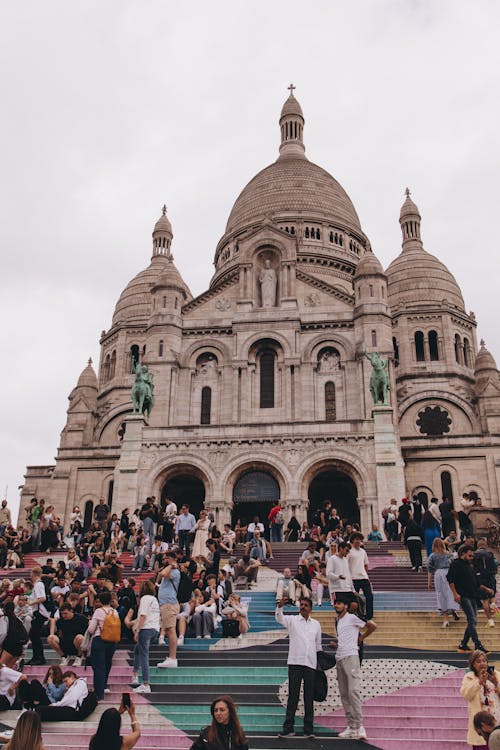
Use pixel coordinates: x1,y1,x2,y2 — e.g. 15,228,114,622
21,91,500,531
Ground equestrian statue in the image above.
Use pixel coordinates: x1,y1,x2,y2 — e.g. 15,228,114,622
364,350,390,406
131,362,154,420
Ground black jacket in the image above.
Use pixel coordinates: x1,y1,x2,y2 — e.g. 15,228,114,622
190,725,248,750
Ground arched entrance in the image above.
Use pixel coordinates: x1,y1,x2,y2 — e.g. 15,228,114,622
308,469,359,526
161,474,206,518
232,470,280,528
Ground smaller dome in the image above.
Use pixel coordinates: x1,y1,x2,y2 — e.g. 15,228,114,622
400,187,421,221
354,249,384,277
152,258,192,298
153,205,172,235
280,91,303,120
474,340,498,376
76,358,97,390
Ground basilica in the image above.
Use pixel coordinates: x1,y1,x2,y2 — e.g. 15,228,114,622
22,90,500,532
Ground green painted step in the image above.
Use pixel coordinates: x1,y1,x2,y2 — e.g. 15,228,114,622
150,675,286,685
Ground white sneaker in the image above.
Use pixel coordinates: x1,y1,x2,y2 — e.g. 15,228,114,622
177,635,184,645
337,728,356,739
131,675,140,686
157,658,178,668
158,636,165,645
442,621,449,628
487,619,495,627
203,634,211,639
60,656,70,666
73,656,83,666
356,726,368,740
133,683,151,693
104,688,111,694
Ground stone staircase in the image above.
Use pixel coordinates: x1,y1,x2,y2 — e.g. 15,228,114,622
1,545,492,749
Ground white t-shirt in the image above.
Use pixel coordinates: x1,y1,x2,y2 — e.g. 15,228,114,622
348,547,369,580
138,594,160,631
29,580,50,618
336,613,365,660
0,666,22,705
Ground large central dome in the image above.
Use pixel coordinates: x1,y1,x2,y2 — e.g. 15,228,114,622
225,157,361,235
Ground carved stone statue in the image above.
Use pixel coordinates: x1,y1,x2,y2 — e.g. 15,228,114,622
318,349,340,372
131,362,154,419
364,351,390,405
198,357,217,377
259,259,277,307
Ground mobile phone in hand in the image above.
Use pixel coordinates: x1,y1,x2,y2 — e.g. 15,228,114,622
122,692,131,708
487,666,495,675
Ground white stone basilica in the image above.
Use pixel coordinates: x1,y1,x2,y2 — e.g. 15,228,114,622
22,89,500,531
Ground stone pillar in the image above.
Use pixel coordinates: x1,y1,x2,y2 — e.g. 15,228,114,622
372,405,406,519
113,414,146,515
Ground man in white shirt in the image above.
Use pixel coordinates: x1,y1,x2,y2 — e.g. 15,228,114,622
0,665,25,710
326,542,353,602
20,670,91,720
246,516,264,541
27,565,51,665
276,596,322,739
348,533,374,620
333,592,377,741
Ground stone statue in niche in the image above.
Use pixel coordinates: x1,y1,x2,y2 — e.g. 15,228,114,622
259,259,277,307
197,356,217,377
318,349,340,372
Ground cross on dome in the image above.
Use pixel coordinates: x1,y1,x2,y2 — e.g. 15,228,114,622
287,83,296,96
405,187,411,197
162,204,167,216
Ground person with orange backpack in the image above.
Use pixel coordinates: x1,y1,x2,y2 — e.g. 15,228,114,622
87,590,121,700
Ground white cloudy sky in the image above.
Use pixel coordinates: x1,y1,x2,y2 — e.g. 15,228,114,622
1,1,499,522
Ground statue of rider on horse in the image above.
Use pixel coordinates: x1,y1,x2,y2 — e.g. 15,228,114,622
364,350,390,406
131,361,154,420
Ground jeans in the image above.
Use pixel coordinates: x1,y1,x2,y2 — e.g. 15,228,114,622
143,517,155,543
91,635,116,699
178,530,192,556
193,610,214,637
133,552,146,569
461,596,481,648
133,628,158,683
352,578,374,620
283,664,315,734
271,524,283,542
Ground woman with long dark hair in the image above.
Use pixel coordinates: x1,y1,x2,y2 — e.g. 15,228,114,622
131,579,160,693
0,601,27,668
4,711,45,750
190,695,248,750
89,698,141,750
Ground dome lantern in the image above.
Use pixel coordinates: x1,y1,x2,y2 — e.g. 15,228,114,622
278,84,306,160
152,204,173,259
399,188,423,250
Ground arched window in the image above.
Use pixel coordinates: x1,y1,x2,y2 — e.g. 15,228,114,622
260,349,275,408
392,337,399,367
107,480,114,511
201,386,212,425
163,295,167,308
83,500,94,531
428,330,439,361
129,344,140,373
316,228,320,240
369,284,374,297
454,334,462,363
305,227,310,238
463,337,471,367
415,331,425,361
441,471,453,502
103,354,110,383
158,340,164,357
325,382,336,422
109,350,116,379
371,330,377,347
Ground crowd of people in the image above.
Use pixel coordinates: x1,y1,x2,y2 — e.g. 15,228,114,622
0,491,497,748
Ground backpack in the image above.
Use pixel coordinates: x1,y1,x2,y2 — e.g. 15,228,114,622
274,510,284,525
222,619,240,638
100,607,121,643
77,690,98,719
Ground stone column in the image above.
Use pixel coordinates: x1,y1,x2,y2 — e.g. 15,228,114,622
372,405,406,519
113,414,146,515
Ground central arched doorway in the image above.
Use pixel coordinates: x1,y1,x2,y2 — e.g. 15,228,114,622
231,470,280,528
308,469,359,526
161,474,205,518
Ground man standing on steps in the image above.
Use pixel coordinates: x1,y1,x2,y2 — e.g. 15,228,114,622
275,596,322,739
332,592,377,741
348,533,374,620
447,544,490,653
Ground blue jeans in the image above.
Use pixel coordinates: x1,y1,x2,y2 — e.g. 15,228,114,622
91,636,116,699
460,597,481,648
271,524,283,542
193,610,213,637
133,628,158,683
143,517,155,543
133,552,146,569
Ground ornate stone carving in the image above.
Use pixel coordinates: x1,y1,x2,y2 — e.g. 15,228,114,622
215,297,231,311
318,348,340,373
304,292,320,307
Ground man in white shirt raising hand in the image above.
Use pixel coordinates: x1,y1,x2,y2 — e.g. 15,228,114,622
276,596,322,739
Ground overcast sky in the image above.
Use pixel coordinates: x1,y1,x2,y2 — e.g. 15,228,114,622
1,1,499,523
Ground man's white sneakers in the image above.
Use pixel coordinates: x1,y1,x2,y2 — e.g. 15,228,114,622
157,657,178,668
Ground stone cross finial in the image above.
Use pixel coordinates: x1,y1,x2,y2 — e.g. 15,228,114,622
287,83,296,96
88,357,93,365
480,339,485,347
405,187,411,197
162,204,167,216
